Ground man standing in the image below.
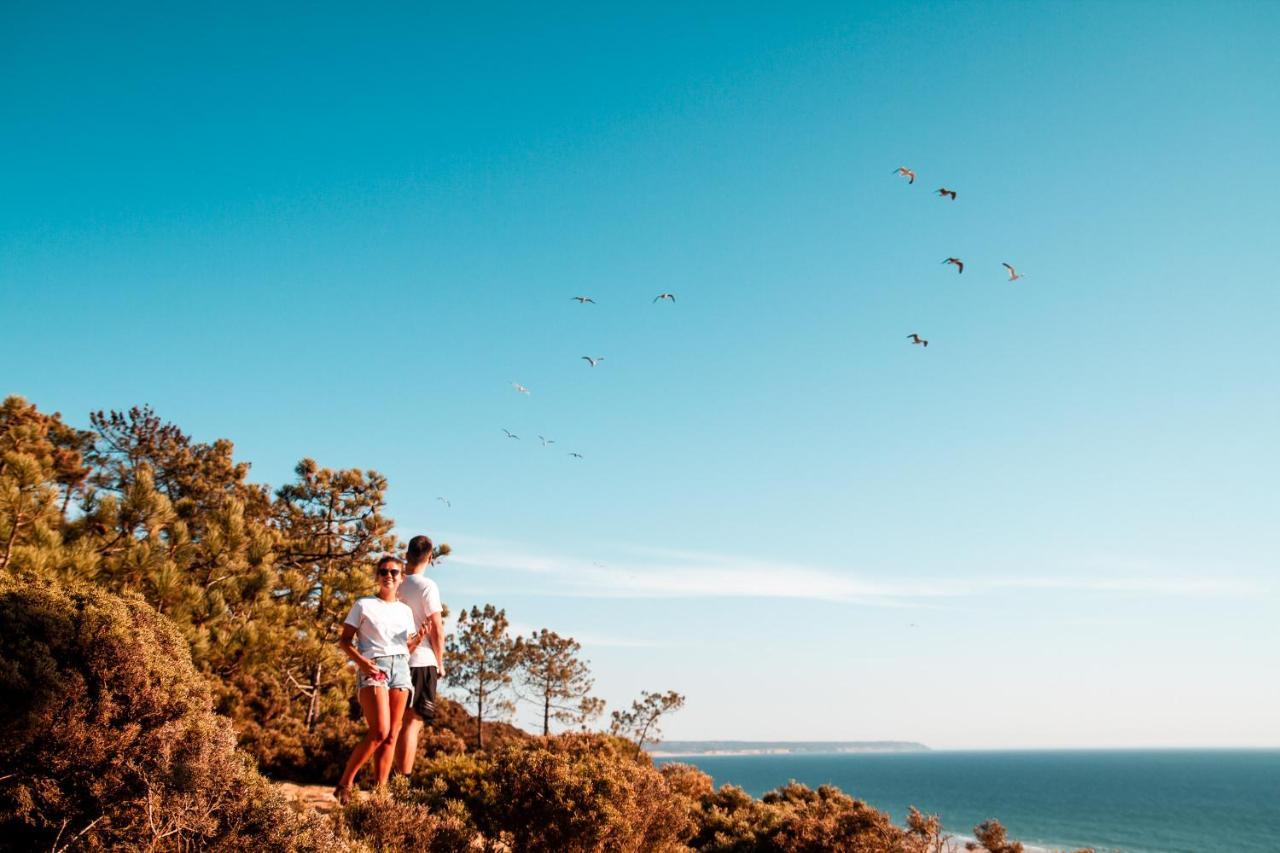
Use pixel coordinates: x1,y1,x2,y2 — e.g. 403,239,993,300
395,534,445,776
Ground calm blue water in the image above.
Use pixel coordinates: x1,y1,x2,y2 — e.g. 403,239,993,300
653,750,1280,853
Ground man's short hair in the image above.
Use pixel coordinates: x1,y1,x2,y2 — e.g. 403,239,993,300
406,535,434,566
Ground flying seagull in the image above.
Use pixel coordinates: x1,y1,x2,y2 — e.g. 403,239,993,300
654,293,676,303
907,333,929,348
437,496,451,508
581,356,605,367
936,187,957,200
893,166,917,184
502,429,520,439
512,382,531,395
571,296,596,304
942,257,964,274
1002,262,1024,281
538,435,555,447
568,452,583,459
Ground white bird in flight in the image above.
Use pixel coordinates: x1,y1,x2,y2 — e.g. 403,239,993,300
538,435,555,447
568,452,583,459
437,496,451,508
502,429,520,439
653,293,676,303
894,166,917,184
581,356,605,367
512,382,531,395
907,333,929,348
571,296,596,304
1002,262,1024,282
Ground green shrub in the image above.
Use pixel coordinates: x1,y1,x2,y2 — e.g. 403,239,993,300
412,750,499,819
0,578,343,851
969,819,1024,853
404,734,696,852
342,778,481,852
489,733,696,852
225,667,362,783
689,783,783,851
661,761,716,802
763,782,911,852
686,779,952,853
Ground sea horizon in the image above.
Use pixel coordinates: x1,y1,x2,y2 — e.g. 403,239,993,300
653,748,1280,853
648,741,1280,756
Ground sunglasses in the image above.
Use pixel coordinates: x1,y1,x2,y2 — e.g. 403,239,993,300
377,568,402,578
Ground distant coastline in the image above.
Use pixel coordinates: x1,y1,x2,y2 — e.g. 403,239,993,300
647,741,930,757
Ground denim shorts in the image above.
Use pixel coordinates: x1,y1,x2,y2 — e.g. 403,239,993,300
357,653,412,696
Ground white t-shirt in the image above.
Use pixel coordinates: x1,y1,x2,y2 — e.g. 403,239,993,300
343,597,416,658
398,573,443,668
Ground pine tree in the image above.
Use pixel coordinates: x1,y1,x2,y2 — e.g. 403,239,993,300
0,396,91,573
447,604,517,749
609,690,686,753
77,407,281,676
513,629,602,735
273,459,397,731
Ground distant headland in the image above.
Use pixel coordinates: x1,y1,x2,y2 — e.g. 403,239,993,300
647,741,930,757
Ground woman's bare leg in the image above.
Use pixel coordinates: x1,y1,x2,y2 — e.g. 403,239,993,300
374,688,410,785
338,687,390,791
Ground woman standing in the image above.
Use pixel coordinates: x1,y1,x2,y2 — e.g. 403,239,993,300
334,555,425,803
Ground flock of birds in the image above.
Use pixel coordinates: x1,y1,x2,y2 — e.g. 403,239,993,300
492,289,680,470
431,166,1030,509
894,165,1027,350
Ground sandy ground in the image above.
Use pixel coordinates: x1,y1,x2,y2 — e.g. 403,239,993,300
276,781,344,815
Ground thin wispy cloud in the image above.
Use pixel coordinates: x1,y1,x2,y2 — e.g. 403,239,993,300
446,535,1261,605
503,618,663,649
440,610,663,651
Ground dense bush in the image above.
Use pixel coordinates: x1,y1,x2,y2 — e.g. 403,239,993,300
393,734,699,852
762,783,918,852
0,578,342,851
488,734,697,852
342,778,482,852
361,736,986,853
685,778,952,853
661,761,717,802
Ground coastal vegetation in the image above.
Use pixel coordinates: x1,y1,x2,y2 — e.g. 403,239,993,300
0,395,1087,852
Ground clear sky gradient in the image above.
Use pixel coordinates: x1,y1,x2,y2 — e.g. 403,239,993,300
3,2,1277,748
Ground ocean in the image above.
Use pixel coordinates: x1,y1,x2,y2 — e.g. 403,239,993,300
652,749,1280,853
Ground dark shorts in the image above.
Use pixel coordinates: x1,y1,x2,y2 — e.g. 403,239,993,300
409,665,438,720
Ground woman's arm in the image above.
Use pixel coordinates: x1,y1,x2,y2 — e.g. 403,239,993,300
407,623,425,653
338,623,382,678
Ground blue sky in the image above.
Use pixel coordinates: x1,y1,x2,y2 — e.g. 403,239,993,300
3,2,1278,748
